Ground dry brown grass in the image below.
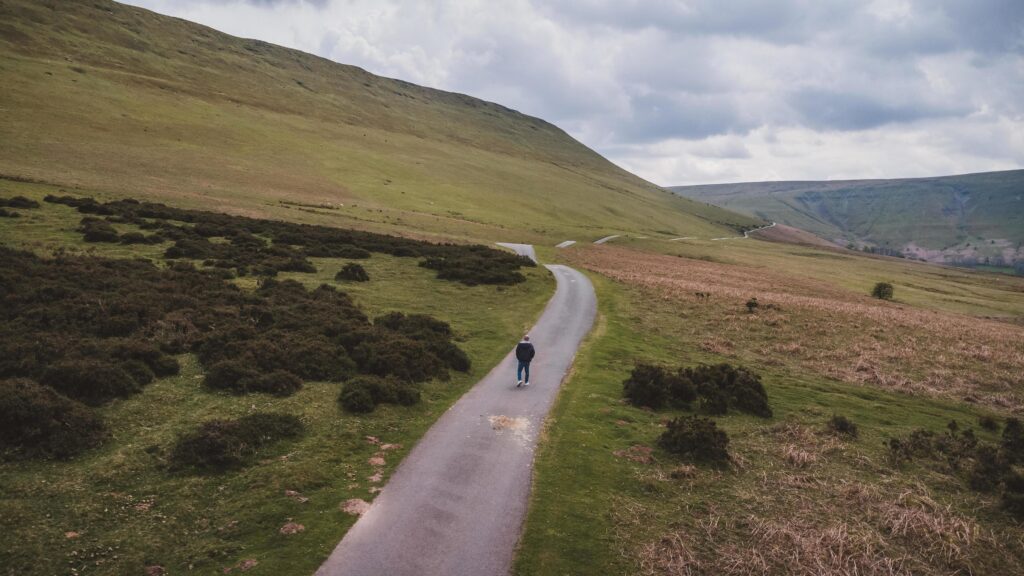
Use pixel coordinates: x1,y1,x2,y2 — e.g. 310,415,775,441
625,419,1024,575
569,246,1024,411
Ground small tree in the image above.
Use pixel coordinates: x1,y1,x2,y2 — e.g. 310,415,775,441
871,282,894,300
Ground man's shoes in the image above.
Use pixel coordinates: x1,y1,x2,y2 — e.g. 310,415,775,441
516,380,523,387
524,381,530,387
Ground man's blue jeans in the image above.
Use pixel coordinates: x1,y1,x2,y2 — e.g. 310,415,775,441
517,361,531,383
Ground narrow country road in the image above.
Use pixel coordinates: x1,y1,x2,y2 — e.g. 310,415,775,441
316,246,596,576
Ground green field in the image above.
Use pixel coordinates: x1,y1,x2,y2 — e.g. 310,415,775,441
671,170,1024,265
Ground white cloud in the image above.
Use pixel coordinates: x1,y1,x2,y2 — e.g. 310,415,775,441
123,0,1024,185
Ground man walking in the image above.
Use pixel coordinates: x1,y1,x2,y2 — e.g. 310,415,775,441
515,335,535,387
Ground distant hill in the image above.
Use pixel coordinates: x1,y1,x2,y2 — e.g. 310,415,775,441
0,0,758,243
671,170,1024,267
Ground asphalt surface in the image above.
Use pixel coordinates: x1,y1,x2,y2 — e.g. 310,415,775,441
495,242,537,263
316,254,596,576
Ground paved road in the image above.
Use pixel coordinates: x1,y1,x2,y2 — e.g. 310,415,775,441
495,242,537,263
316,256,596,576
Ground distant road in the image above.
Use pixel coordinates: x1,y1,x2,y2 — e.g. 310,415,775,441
495,242,537,263
594,235,619,244
316,248,596,576
711,221,776,241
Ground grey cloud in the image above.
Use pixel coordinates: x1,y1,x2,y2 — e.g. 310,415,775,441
789,89,971,131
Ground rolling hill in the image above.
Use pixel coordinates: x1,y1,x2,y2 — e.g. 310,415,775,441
0,0,759,244
671,170,1024,267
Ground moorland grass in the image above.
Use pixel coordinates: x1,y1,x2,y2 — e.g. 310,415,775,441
515,273,1024,575
0,191,554,575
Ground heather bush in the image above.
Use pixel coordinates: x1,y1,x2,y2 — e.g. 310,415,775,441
41,358,141,406
0,378,107,459
1003,418,1024,462
79,218,119,243
871,282,894,300
336,262,370,282
339,375,421,413
979,415,1000,432
168,412,303,471
827,414,859,438
0,195,40,209
623,362,768,417
339,385,375,413
659,416,730,464
0,208,18,218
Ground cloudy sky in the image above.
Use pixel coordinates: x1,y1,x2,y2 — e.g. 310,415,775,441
124,0,1023,185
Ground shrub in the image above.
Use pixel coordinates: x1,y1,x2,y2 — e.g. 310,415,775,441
339,385,375,413
353,334,447,383
979,415,1000,432
336,262,370,282
658,416,730,464
80,219,119,243
248,370,303,396
1003,418,1024,462
120,359,155,385
827,414,859,438
969,445,1008,492
745,297,759,313
0,378,107,459
0,208,18,218
41,359,141,406
168,412,303,471
687,363,772,418
623,364,670,409
338,375,421,413
1003,468,1024,518
203,360,260,393
871,282,894,300
0,196,40,209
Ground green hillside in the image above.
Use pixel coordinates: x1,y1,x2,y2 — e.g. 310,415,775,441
0,0,758,243
671,170,1024,266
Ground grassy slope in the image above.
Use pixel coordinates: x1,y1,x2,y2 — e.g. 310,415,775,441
520,234,1024,574
670,170,1024,262
0,183,554,575
0,0,758,245
516,271,1024,575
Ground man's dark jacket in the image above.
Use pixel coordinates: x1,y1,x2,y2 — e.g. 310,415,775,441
515,341,535,363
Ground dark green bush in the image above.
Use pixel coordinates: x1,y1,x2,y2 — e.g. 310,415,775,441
623,364,671,409
203,360,260,393
79,218,119,243
41,359,141,406
871,282,894,300
0,196,40,209
1003,418,1024,462
658,416,730,464
0,378,107,459
828,414,859,438
745,297,759,313
168,412,303,471
687,363,772,418
339,375,421,413
120,359,155,385
979,415,1001,432
335,262,370,282
1003,468,1024,518
339,385,375,413
0,207,18,218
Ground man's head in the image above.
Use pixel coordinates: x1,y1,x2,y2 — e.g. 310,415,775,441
523,335,530,342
